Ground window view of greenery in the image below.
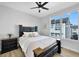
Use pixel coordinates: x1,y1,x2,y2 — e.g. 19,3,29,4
50,10,78,40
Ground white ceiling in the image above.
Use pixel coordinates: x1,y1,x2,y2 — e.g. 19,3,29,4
0,2,78,18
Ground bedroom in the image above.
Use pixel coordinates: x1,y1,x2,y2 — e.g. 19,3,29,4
0,2,79,57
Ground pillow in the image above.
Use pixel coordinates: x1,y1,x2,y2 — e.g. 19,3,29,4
32,32,39,37
23,32,33,37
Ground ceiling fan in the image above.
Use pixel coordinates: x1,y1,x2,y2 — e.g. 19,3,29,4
31,2,49,13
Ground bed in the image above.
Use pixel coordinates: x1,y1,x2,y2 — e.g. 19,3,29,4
18,25,61,57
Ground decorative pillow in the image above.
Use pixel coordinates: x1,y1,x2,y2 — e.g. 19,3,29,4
32,32,39,37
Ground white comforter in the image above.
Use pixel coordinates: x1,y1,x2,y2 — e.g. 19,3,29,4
19,36,56,57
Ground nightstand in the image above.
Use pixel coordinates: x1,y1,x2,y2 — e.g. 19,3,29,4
1,38,18,54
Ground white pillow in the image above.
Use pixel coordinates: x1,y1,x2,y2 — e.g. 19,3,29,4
32,32,39,37
23,32,33,37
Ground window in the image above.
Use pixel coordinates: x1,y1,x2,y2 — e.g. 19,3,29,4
50,10,78,40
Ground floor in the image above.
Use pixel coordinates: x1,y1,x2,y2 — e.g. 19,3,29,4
54,48,79,57
0,48,79,57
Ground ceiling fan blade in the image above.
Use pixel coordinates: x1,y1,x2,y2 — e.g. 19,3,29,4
30,7,39,9
42,2,48,6
42,7,49,10
35,2,40,7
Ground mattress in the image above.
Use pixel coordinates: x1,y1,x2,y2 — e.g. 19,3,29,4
19,35,57,57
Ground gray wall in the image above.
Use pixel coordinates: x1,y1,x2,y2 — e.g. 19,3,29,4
0,5,41,35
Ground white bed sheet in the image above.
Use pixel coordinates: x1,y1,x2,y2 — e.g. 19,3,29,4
19,35,56,57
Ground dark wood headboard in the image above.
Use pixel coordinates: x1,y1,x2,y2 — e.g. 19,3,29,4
19,25,38,37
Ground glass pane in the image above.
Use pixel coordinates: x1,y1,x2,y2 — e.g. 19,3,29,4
50,16,61,38
69,10,78,40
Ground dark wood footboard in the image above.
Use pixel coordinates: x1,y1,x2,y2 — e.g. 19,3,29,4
34,40,61,57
